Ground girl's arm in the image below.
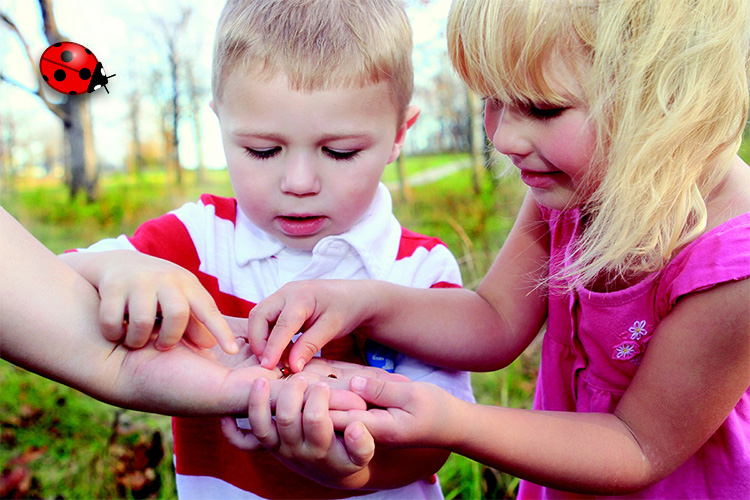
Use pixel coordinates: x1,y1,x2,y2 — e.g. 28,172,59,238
252,191,550,372
334,277,750,494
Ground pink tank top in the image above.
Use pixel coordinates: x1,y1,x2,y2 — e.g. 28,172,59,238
519,208,750,499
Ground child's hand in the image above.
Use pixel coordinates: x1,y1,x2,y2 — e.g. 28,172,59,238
220,358,407,449
222,375,376,485
93,251,238,353
247,280,368,371
329,376,460,450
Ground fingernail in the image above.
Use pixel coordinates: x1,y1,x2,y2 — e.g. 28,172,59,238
252,378,266,391
260,357,270,367
351,376,366,392
295,359,305,373
349,421,365,440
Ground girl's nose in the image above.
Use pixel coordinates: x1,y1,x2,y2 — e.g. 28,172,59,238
485,104,532,158
280,155,321,196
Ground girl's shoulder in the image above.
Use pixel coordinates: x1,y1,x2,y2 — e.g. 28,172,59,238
656,209,749,318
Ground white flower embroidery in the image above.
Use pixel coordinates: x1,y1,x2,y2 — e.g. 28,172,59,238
613,341,640,360
628,320,649,341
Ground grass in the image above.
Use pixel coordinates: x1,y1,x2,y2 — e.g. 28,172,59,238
1,153,533,499
3,127,749,498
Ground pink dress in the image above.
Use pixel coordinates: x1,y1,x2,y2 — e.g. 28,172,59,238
518,208,750,499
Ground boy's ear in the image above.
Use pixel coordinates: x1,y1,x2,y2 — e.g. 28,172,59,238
388,105,420,164
209,100,218,116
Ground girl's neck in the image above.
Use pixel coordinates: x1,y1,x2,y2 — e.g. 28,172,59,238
704,155,750,232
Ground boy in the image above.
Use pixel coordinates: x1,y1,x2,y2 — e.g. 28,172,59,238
62,0,474,498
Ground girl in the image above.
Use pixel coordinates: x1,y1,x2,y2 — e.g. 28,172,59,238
246,0,750,497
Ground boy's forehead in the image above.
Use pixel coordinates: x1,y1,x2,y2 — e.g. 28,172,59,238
218,66,403,117
215,69,402,133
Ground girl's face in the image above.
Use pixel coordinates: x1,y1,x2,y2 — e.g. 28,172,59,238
484,64,598,210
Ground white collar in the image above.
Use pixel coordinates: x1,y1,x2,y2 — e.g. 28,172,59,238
234,183,401,280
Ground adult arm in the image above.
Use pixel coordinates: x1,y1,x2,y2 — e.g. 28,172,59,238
0,207,270,415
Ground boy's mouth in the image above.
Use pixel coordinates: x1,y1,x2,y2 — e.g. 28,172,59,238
276,215,327,237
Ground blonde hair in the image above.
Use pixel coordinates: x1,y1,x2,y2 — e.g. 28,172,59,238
449,0,750,289
212,0,413,121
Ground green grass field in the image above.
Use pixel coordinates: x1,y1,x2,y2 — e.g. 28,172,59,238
3,124,749,498
1,153,535,499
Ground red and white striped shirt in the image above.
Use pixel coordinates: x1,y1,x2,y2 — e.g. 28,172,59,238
80,184,474,499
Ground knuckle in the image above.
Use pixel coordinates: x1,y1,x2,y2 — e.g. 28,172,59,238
274,412,296,428
298,341,321,359
164,303,191,323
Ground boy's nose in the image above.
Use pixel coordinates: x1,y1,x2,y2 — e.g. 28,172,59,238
486,106,532,158
280,155,321,196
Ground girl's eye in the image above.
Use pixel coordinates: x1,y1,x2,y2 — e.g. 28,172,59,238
527,104,567,121
245,147,281,160
323,147,360,161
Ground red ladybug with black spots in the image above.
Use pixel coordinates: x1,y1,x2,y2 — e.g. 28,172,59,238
39,42,115,95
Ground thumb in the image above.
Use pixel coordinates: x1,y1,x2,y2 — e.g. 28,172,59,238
343,421,375,468
349,376,408,408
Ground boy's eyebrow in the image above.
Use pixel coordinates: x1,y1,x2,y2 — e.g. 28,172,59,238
231,131,376,142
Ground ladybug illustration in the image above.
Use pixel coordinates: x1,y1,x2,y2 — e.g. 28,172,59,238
39,42,115,95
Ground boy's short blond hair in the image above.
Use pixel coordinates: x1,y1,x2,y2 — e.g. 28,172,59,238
212,0,413,121
449,0,750,289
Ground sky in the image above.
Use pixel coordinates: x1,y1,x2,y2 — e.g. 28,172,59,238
0,0,458,172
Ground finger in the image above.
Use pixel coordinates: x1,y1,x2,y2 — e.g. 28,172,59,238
259,296,318,370
246,378,279,449
329,389,368,411
98,287,128,342
343,422,375,468
350,376,410,408
220,417,263,451
188,289,239,354
274,375,308,447
302,383,334,451
184,315,220,349
154,291,191,350
123,293,158,348
285,319,345,374
246,297,283,362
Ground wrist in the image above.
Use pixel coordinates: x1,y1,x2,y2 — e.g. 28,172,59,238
357,280,396,335
439,393,471,450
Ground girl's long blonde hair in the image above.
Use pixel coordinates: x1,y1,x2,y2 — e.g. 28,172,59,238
449,0,750,289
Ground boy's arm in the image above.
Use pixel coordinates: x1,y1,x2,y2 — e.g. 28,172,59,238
0,208,257,415
252,191,550,372
60,249,238,354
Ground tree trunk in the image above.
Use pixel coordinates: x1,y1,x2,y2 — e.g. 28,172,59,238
62,97,97,200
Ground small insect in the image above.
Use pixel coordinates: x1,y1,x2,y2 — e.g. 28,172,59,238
39,42,115,95
279,367,292,379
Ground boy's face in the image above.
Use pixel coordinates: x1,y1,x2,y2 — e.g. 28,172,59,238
213,70,414,250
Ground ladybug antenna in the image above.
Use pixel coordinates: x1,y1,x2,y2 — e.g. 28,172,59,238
103,73,115,94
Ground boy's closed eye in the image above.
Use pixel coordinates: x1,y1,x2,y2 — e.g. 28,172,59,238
245,147,281,160
244,146,361,161
322,147,361,161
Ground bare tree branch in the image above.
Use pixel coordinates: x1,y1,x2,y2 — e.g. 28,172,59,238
0,10,65,120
